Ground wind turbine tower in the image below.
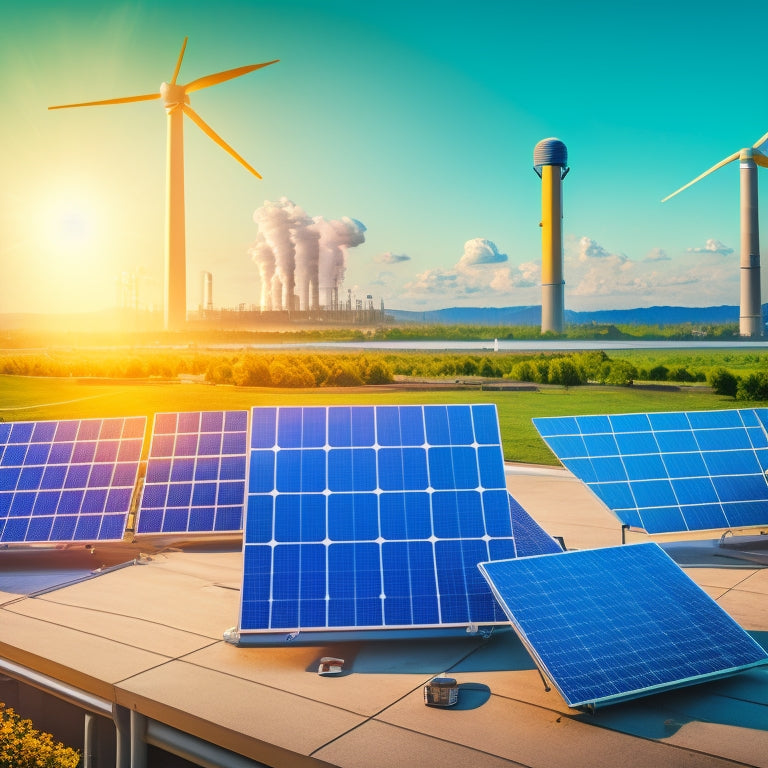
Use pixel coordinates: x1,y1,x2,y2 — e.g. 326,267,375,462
534,138,570,334
663,131,768,337
50,38,278,331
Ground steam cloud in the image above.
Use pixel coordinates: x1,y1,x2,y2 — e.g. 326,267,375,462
249,198,366,311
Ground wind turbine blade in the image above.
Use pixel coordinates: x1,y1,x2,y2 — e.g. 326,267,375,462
752,130,768,150
182,104,262,178
753,150,768,169
661,151,740,202
170,37,188,85
184,60,279,93
48,92,160,110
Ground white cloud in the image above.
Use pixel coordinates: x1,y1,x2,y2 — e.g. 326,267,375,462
577,236,628,265
644,247,670,262
488,261,540,293
404,257,538,303
562,233,739,309
458,238,508,269
375,251,411,264
686,238,734,256
369,270,395,286
394,231,743,311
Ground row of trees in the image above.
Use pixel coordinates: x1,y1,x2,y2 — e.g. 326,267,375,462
206,354,394,388
6,347,768,400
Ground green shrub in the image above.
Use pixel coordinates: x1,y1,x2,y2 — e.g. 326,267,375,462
737,372,768,401
708,367,739,398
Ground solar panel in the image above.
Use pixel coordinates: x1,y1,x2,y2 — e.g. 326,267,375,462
479,542,768,709
236,404,515,644
0,416,146,544
135,410,248,535
533,408,768,534
508,494,563,556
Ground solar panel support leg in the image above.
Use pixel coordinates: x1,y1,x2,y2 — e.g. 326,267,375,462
621,524,629,545
536,666,551,693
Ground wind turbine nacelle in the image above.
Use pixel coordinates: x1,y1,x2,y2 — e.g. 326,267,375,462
160,82,189,109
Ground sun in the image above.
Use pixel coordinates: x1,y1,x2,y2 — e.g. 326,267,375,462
43,198,97,253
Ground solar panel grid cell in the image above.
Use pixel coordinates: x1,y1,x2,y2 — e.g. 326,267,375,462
479,543,768,709
239,404,514,641
0,417,145,543
135,410,248,535
533,409,768,534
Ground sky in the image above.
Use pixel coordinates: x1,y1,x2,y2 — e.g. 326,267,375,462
2,0,768,316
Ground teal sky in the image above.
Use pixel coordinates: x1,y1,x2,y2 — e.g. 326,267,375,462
2,0,767,315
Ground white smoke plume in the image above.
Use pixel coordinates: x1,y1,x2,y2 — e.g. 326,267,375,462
248,234,276,310
250,198,366,310
313,216,367,305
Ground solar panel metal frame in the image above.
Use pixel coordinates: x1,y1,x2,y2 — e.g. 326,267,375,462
235,404,516,645
0,416,146,545
533,408,768,535
479,542,768,710
134,410,248,538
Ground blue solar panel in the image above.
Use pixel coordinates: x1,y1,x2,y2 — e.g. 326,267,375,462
479,542,768,709
135,410,247,535
238,404,514,643
508,494,563,556
0,417,145,544
533,409,768,534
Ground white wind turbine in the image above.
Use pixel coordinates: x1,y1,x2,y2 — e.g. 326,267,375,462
662,131,768,337
50,38,278,331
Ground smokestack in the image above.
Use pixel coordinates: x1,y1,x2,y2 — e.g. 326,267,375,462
200,271,213,311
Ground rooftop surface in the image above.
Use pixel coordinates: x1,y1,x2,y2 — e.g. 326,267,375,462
1,465,767,767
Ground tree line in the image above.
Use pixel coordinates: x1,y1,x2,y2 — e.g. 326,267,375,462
5,347,768,399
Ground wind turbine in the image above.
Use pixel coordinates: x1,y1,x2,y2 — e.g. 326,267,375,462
50,38,278,331
662,131,768,337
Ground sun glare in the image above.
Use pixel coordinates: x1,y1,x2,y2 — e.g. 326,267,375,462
43,198,97,253
23,186,121,312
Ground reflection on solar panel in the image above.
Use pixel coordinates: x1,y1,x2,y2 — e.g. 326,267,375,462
508,494,563,556
0,417,146,544
237,404,514,643
533,409,768,534
136,411,247,535
479,542,768,709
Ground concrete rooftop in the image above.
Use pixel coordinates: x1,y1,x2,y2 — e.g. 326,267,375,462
1,465,767,767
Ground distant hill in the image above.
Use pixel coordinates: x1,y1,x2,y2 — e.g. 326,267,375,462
0,303,754,334
388,304,747,326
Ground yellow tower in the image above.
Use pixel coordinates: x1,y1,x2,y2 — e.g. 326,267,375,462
534,138,569,334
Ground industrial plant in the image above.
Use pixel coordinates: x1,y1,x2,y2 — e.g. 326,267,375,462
190,269,390,328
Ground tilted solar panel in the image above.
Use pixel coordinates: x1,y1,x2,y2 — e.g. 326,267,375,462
135,410,248,535
508,494,563,556
533,408,768,534
0,417,146,544
479,542,768,709
236,404,515,643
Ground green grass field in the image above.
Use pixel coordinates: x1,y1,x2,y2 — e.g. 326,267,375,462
0,375,740,465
